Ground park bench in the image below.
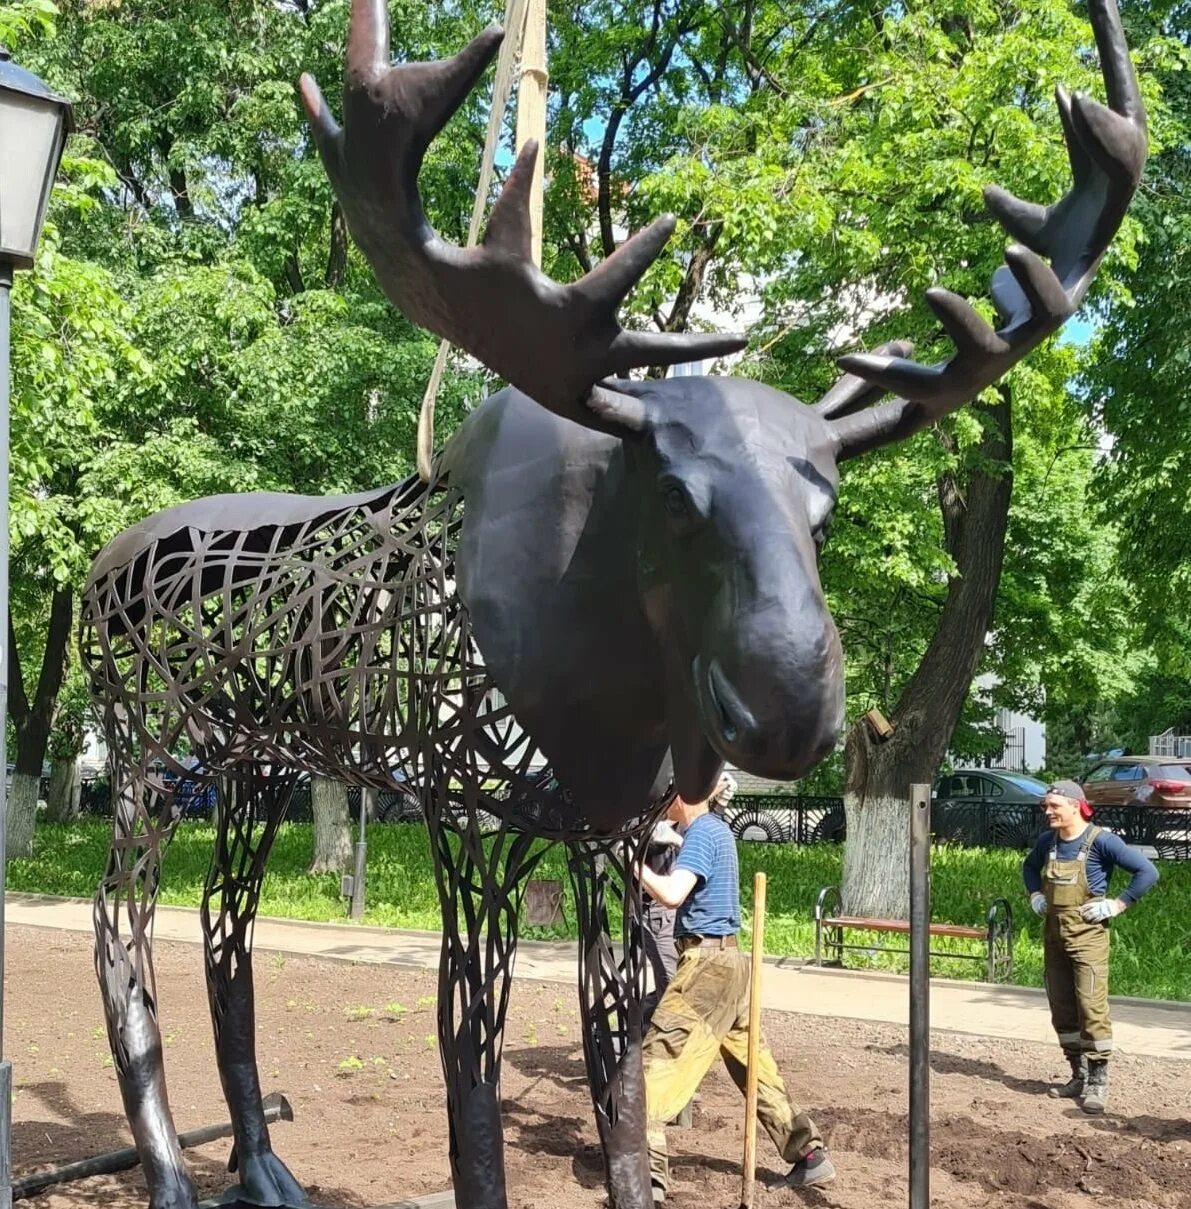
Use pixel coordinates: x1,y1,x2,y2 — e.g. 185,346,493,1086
813,886,1014,983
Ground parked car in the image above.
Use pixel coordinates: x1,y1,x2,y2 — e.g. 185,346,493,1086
932,768,1048,848
1081,756,1191,809
933,768,1048,805
5,762,53,802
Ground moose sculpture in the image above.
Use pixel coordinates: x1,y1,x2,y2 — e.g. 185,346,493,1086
80,1,1146,1207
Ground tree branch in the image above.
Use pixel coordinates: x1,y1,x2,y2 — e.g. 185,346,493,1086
664,219,724,331
7,616,29,725
32,587,73,727
597,0,694,255
325,203,348,289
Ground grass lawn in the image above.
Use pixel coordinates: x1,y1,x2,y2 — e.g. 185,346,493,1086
10,820,1191,1001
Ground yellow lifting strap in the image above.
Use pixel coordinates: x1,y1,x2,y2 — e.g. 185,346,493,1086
416,0,549,482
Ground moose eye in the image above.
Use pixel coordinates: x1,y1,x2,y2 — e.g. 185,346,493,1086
813,515,834,551
663,486,690,519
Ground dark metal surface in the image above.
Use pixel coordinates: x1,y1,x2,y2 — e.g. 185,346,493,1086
1,1060,11,1209
77,2,1146,1206
909,784,931,1209
568,841,654,1209
351,789,372,919
11,1094,292,1201
985,898,1015,984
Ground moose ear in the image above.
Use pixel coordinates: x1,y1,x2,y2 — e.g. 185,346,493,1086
581,381,654,437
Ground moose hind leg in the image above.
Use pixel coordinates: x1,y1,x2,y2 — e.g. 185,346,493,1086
427,805,542,1209
202,765,306,1207
568,837,653,1209
93,763,198,1209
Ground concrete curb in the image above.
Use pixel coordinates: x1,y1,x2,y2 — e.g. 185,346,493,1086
8,891,1182,1012
10,890,1191,1060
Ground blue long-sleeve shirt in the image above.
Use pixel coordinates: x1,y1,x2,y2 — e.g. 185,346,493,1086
1022,826,1159,904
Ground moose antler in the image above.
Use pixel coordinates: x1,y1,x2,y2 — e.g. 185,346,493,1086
300,0,744,430
830,0,1147,460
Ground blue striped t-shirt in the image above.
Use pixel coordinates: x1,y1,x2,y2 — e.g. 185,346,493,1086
674,812,740,937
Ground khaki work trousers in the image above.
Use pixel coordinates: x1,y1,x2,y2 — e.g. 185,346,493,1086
1043,910,1112,1059
642,944,821,1191
1042,831,1113,1061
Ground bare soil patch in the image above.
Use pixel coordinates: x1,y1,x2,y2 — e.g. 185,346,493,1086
7,926,1191,1209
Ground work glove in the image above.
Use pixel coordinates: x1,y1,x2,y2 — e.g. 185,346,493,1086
650,819,684,850
714,772,738,808
610,840,642,876
1079,898,1124,923
1030,892,1047,917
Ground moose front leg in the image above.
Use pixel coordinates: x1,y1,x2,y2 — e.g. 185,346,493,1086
567,837,652,1209
201,766,305,1207
426,805,541,1209
93,761,197,1209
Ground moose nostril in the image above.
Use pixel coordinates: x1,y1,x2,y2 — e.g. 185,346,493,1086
708,659,754,745
709,680,737,743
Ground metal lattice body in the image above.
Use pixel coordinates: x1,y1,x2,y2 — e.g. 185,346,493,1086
81,468,659,1209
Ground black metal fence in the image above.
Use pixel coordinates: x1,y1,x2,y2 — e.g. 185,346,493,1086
722,795,1191,860
76,781,1191,860
722,795,846,844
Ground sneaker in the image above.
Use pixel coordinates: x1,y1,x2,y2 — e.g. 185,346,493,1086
787,1147,836,1188
651,1178,666,1204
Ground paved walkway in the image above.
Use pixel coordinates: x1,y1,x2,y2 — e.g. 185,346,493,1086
8,892,1191,1060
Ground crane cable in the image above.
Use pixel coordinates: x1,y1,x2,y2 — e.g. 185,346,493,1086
416,0,532,482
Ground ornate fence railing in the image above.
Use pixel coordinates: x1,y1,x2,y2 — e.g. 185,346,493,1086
722,795,1191,860
76,780,1191,860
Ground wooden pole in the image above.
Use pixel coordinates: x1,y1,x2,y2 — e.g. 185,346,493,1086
515,0,548,267
740,871,767,1209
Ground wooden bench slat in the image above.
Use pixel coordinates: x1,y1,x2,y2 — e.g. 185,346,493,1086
823,916,985,940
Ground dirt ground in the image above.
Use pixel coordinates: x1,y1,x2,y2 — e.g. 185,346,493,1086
6,925,1191,1209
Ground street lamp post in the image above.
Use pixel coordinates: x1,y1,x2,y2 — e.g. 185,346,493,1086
0,44,73,1209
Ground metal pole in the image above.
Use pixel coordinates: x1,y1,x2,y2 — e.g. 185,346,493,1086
11,1092,293,1200
1,261,15,1209
350,788,372,920
908,782,931,1209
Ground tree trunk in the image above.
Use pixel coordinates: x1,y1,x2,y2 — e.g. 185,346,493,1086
6,772,40,859
309,775,352,873
7,586,74,859
45,757,81,822
841,391,1013,917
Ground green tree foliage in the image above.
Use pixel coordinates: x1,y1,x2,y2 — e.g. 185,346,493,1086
4,0,483,853
1081,0,1191,692
7,0,1179,887
593,0,1170,913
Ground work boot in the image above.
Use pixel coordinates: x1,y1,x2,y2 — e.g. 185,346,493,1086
787,1147,836,1188
1048,1051,1086,1099
1082,1060,1109,1114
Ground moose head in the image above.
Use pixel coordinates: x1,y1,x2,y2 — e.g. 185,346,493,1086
300,0,1146,807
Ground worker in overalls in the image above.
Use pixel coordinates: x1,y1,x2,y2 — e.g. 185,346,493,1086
1022,779,1158,1114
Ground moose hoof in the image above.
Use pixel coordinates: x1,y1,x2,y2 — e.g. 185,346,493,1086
149,1185,201,1209
220,1151,309,1207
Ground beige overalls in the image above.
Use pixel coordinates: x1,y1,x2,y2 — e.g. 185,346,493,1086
1042,824,1113,1060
